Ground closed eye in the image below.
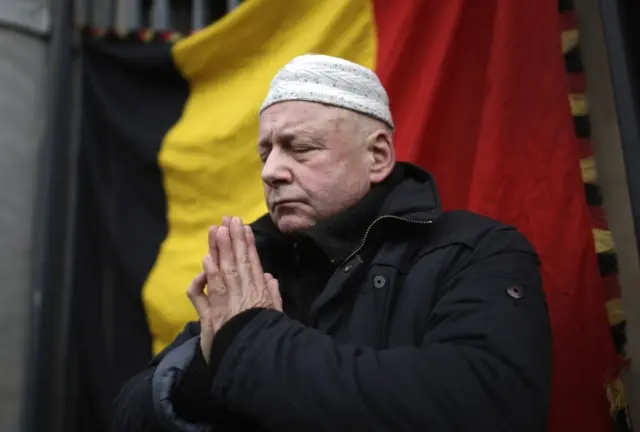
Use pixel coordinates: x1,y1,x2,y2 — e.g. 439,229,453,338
259,151,270,162
291,147,315,153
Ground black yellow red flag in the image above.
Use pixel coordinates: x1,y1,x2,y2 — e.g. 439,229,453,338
75,1,620,431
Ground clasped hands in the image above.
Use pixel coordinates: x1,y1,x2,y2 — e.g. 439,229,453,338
187,216,282,363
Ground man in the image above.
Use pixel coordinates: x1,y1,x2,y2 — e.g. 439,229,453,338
113,54,552,431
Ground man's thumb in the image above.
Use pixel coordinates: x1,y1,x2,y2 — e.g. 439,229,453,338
264,274,283,312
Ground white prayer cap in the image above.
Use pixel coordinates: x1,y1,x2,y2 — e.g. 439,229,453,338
260,54,394,129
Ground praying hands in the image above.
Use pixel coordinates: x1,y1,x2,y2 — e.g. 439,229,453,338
186,216,282,363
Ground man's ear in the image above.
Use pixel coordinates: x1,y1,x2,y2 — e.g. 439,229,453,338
366,129,395,184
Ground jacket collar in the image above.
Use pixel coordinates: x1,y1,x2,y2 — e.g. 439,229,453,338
377,162,442,220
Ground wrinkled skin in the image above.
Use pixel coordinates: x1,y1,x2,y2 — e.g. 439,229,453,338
258,101,396,233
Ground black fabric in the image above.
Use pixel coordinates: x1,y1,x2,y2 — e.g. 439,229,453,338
598,251,619,277
564,45,583,73
111,368,158,431
573,115,591,138
72,35,189,432
112,323,196,431
208,213,551,432
280,244,333,325
171,343,213,420
207,308,266,375
114,162,552,431
558,0,574,12
611,321,628,356
113,322,257,431
585,183,603,206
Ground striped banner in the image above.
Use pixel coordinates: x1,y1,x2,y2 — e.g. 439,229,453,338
559,1,631,430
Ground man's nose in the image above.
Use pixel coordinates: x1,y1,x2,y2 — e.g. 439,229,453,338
261,149,292,187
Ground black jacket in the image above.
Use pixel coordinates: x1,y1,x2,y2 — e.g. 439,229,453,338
113,163,552,431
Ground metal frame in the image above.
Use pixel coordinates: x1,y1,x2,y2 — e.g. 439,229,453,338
599,0,640,253
75,0,241,31
22,0,77,430
598,0,640,425
575,0,640,426
0,2,51,36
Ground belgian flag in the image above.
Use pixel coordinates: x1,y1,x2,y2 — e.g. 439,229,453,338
73,0,623,431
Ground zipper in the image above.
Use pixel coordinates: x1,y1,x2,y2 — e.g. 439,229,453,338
327,215,435,282
292,242,301,265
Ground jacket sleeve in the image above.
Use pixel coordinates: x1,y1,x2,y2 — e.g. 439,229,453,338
112,321,202,431
112,322,252,432
209,228,553,431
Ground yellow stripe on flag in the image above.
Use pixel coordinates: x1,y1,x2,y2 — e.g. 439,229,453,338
143,0,377,353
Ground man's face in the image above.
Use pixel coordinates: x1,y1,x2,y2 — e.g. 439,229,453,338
258,101,374,233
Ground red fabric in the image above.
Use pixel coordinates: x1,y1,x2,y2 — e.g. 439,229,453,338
580,138,595,159
603,275,622,302
560,9,578,31
590,206,610,231
373,1,619,431
568,73,587,93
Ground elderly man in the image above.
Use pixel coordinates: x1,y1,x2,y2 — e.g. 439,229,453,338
113,54,552,431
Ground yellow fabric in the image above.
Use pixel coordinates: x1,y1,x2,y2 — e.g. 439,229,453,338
593,228,614,255
561,29,579,54
580,156,596,184
569,93,588,117
606,298,625,326
606,377,628,414
142,0,377,354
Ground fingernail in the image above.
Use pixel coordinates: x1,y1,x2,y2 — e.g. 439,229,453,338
232,216,242,225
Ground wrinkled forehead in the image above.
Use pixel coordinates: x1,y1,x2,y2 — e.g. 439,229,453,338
259,101,353,139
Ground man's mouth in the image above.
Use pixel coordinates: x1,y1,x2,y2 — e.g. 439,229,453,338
272,200,302,209
274,200,295,206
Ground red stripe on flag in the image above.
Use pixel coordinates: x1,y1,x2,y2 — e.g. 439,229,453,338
373,1,618,431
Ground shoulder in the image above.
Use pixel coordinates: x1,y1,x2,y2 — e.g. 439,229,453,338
399,211,539,284
424,210,536,257
405,212,543,307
